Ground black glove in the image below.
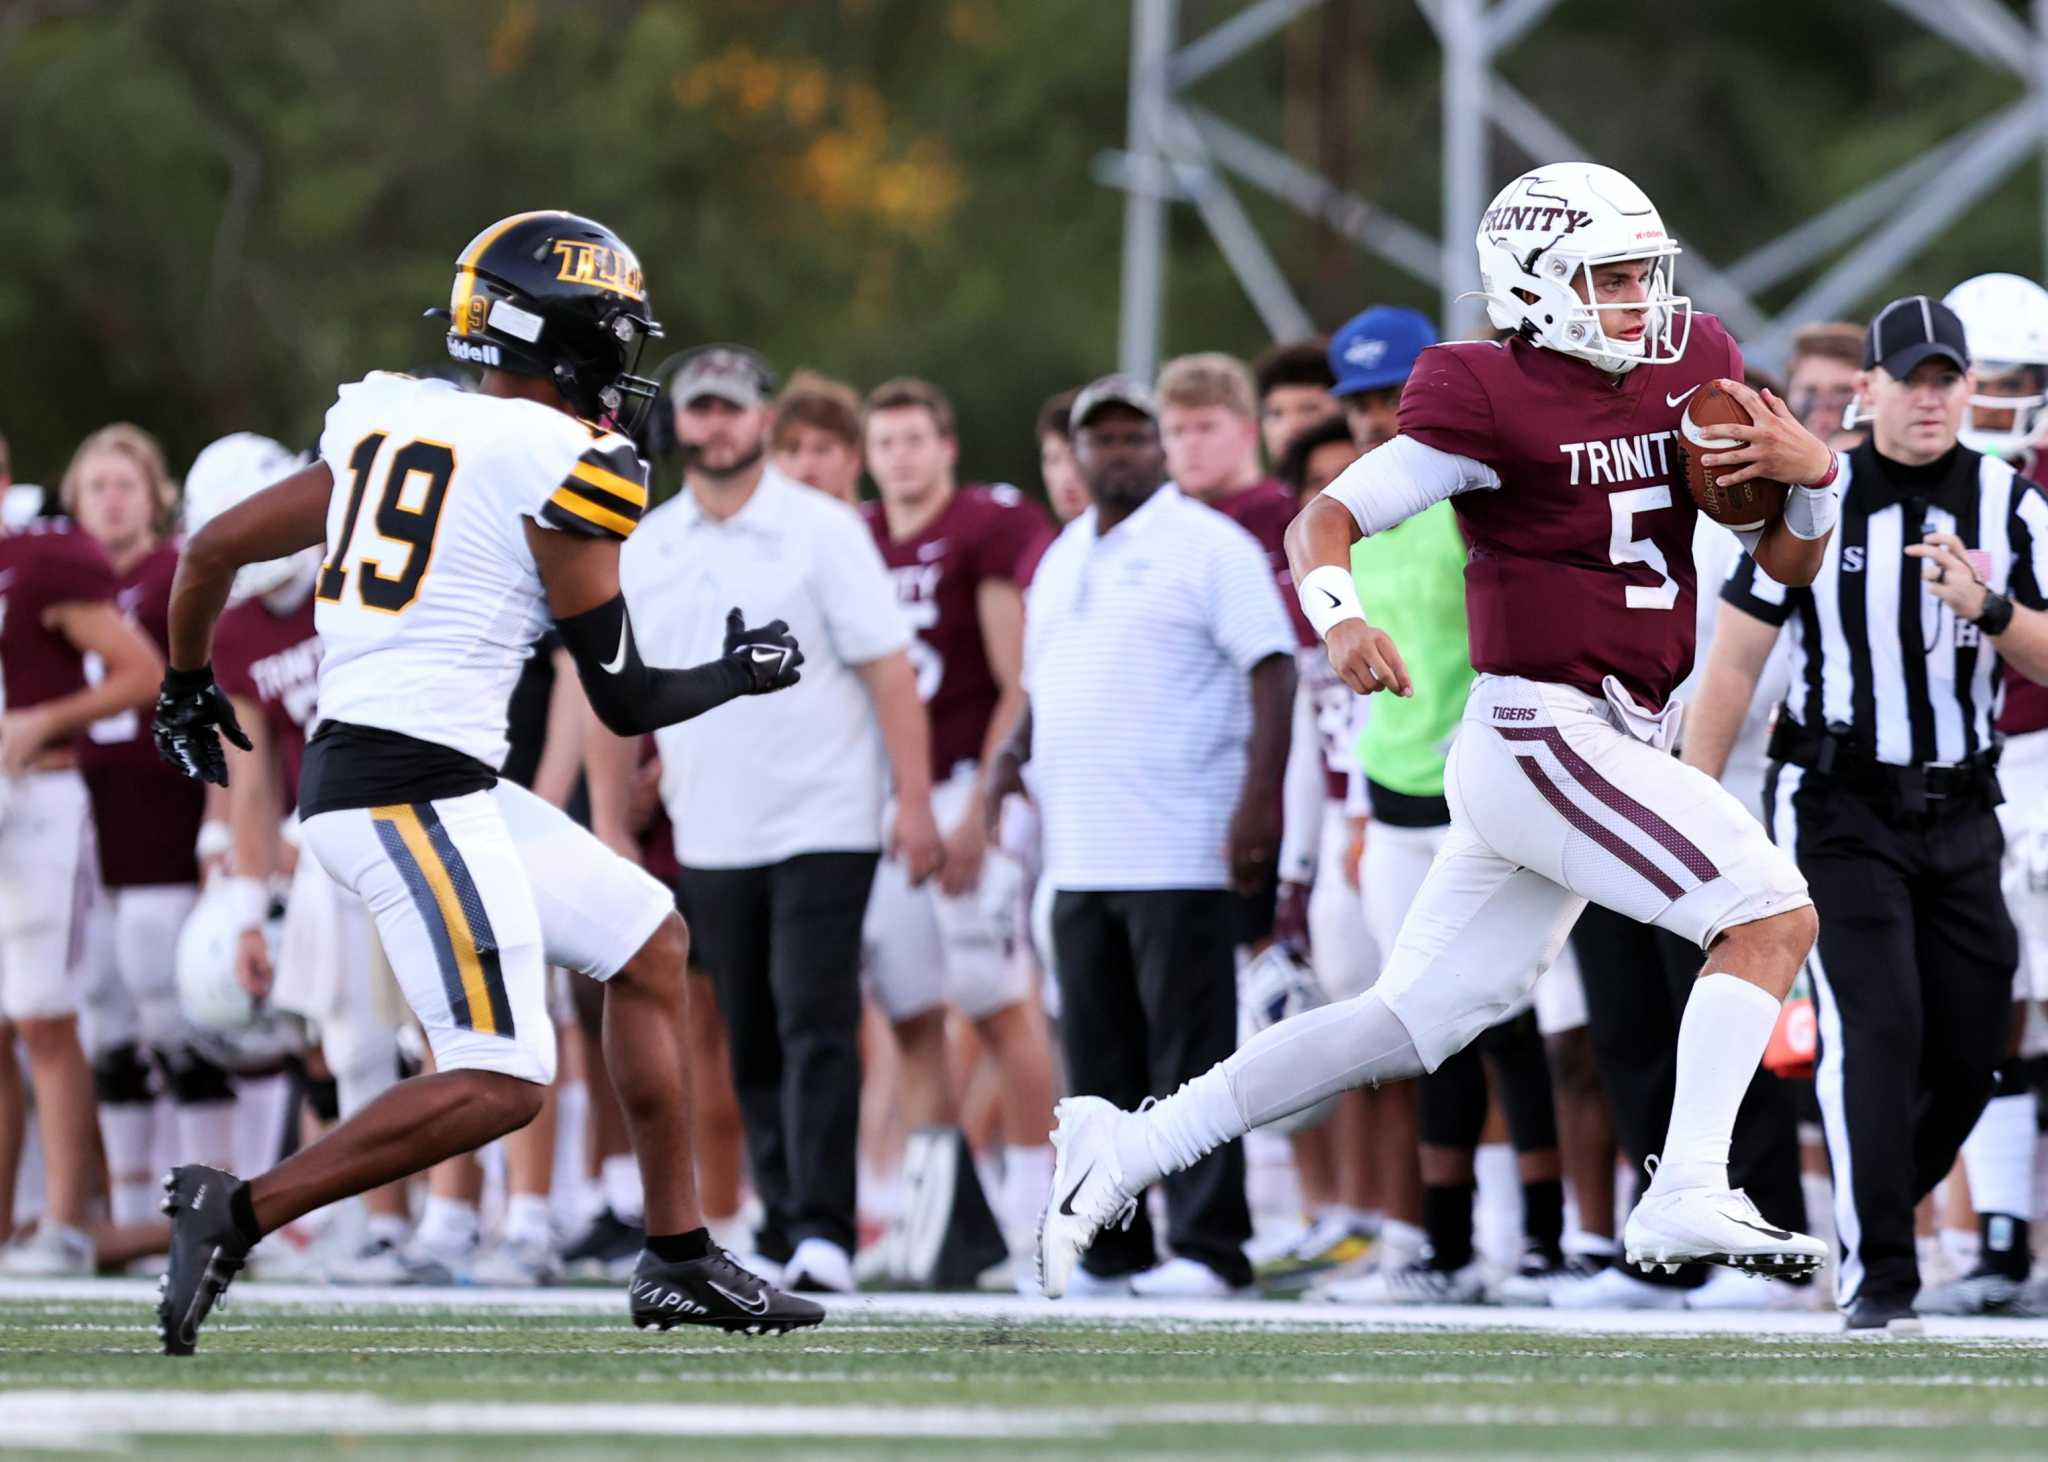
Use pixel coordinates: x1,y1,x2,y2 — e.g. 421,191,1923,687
722,608,804,695
153,665,253,786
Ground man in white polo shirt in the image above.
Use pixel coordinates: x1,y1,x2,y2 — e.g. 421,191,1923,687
988,375,1296,1298
591,345,943,1295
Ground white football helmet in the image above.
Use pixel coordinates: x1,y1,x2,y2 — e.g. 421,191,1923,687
1237,944,1337,1134
1470,162,1692,376
1943,272,2048,458
182,432,321,607
177,883,304,1072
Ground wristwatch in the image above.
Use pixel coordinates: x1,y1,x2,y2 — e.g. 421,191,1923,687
1974,588,2016,637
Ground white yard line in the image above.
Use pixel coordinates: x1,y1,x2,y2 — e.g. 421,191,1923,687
7,1389,2048,1447
10,1277,2048,1343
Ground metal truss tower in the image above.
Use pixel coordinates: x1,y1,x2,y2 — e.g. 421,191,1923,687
1102,0,2048,378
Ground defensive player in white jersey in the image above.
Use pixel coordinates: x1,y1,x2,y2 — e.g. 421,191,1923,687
150,211,821,1353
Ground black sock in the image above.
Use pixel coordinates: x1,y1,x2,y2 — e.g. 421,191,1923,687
1522,1178,1564,1261
228,1182,262,1248
1982,1212,2032,1280
1422,1182,1475,1270
647,1227,714,1263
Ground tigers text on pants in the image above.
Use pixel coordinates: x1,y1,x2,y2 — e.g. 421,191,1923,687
1371,674,1810,1071
303,780,674,1085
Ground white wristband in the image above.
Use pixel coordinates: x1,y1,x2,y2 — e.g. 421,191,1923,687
1299,564,1366,640
195,819,232,860
1785,483,1839,542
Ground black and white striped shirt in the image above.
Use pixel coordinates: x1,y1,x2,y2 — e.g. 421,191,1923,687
1723,441,2048,767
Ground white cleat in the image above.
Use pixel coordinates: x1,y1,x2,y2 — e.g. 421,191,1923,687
1623,1182,1826,1279
1037,1096,1139,1299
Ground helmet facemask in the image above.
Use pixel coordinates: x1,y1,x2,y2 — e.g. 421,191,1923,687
1960,362,2048,459
1478,245,1692,376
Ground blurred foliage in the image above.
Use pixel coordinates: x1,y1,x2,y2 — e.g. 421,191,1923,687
0,0,2043,493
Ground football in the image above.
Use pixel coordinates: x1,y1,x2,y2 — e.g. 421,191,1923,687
1672,380,1789,532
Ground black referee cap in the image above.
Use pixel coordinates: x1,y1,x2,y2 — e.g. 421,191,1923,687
1863,295,1970,378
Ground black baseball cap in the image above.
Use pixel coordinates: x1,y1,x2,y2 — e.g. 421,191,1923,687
1863,295,1970,378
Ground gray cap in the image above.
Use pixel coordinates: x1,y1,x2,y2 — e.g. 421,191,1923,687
1069,374,1158,431
670,347,772,409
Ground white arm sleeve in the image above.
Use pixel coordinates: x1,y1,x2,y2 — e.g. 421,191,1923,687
1322,434,1501,537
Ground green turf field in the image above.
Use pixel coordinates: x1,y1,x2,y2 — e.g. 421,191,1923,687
7,1290,2048,1458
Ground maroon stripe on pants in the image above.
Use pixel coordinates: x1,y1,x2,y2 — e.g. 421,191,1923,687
1509,753,1686,900
1497,724,1720,882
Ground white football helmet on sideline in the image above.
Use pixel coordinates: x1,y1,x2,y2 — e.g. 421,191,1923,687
1469,161,1692,376
183,432,321,608
1238,945,1337,1134
1943,273,2048,458
177,884,304,1071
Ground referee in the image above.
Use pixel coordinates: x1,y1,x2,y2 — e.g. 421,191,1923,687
1687,295,2048,1332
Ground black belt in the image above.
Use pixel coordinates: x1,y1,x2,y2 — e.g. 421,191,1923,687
1767,720,2001,813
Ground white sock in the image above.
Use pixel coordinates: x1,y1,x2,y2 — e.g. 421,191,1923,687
1378,1217,1426,1269
366,1212,411,1247
1130,991,1424,1187
1962,1090,2038,1219
1941,1224,1980,1272
1565,1228,1616,1259
503,1193,552,1247
176,1100,237,1172
601,1154,644,1224
1650,973,1781,1193
999,1143,1053,1238
99,1102,155,1189
417,1195,479,1252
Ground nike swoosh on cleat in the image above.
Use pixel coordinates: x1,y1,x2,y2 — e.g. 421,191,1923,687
708,1279,770,1314
1057,1164,1094,1218
1665,385,1701,409
1728,1215,1795,1242
602,619,631,675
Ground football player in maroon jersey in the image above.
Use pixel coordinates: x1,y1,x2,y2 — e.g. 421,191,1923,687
0,440,162,1276
1039,161,1845,1296
859,378,1059,1285
64,426,231,1240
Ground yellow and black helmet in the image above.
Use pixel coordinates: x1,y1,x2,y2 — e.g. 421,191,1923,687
432,210,665,431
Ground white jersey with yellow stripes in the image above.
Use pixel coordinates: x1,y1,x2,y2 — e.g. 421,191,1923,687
311,371,648,768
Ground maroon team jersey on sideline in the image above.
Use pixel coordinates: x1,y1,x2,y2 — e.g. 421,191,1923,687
1401,313,1747,711
1207,477,1316,647
214,593,322,809
864,484,1052,781
0,519,118,720
2001,444,2048,735
79,541,206,886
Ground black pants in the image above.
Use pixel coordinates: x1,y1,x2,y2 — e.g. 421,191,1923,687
676,850,879,1259
1570,903,1809,1274
1772,767,2016,1307
1052,887,1251,1287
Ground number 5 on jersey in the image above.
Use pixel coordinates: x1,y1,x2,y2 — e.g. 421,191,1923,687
317,432,455,614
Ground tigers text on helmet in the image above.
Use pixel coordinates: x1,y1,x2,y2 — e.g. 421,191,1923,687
1943,272,2048,458
435,210,665,434
1470,162,1691,376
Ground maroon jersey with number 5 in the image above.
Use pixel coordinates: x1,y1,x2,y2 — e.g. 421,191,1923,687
79,541,207,886
863,484,1052,781
1399,311,1745,710
214,594,322,808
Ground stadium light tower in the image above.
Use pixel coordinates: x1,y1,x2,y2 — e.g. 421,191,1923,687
1100,0,2048,372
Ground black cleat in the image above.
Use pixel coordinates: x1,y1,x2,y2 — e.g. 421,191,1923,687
157,1165,252,1357
628,1247,825,1336
563,1207,645,1276
1844,1295,1925,1335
